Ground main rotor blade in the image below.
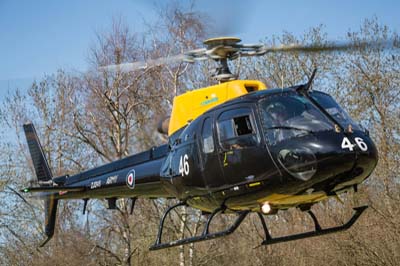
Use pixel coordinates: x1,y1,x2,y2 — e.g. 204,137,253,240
99,54,187,72
98,38,399,73
259,39,398,54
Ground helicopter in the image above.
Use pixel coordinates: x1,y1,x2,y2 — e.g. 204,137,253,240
22,37,379,250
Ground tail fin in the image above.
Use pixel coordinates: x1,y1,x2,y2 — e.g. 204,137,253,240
23,123,58,247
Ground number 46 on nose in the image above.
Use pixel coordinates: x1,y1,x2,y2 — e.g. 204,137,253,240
341,137,368,151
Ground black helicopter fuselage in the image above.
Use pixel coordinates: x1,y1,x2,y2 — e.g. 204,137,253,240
51,86,377,214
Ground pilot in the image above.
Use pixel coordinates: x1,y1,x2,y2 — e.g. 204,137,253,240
266,102,290,143
268,102,288,127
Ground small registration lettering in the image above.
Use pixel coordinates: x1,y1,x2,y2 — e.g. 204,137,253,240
90,180,101,189
106,175,118,185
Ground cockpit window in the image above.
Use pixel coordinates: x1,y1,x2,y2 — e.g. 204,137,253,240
234,116,253,135
260,92,334,144
201,117,214,153
217,108,258,150
310,91,362,131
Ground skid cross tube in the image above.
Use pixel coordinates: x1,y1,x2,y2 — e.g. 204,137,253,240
202,206,225,235
150,208,250,251
259,206,368,246
152,201,186,248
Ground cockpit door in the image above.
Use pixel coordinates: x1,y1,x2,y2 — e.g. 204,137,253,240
215,106,271,185
198,116,226,188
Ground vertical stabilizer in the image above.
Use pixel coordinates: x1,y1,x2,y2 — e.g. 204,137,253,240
23,123,58,247
23,124,53,183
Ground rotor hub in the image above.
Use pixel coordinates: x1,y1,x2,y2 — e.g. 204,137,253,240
203,37,241,49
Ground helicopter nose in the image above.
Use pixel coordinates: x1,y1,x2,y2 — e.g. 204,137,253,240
273,132,356,182
271,131,378,185
311,132,378,190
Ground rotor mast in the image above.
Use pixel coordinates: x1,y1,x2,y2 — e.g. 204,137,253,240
203,37,241,82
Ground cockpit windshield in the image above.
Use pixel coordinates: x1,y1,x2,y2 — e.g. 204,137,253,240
259,92,334,144
309,91,362,131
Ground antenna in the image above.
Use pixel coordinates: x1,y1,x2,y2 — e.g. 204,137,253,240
297,68,317,92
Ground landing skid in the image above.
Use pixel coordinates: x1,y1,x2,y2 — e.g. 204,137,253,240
257,206,368,246
149,203,368,251
150,202,249,250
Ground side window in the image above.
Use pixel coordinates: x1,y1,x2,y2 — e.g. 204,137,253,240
218,119,235,140
201,117,214,153
234,115,253,135
217,108,258,150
